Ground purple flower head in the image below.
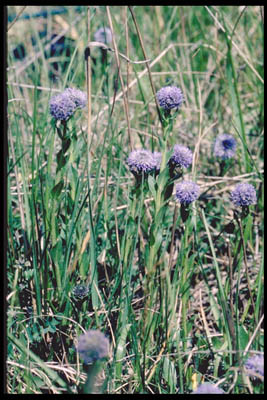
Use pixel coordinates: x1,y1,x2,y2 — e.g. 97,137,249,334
245,354,264,378
169,144,193,169
127,149,158,175
230,183,257,207
192,383,224,394
214,134,237,160
77,330,109,364
152,151,162,171
175,180,200,205
50,88,87,121
94,27,113,45
156,86,184,111
64,88,87,108
49,93,76,121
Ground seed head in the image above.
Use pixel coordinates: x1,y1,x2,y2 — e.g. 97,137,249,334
77,330,109,364
175,180,200,205
245,354,264,378
169,144,193,168
156,86,184,111
94,27,113,45
127,149,158,175
214,134,237,160
192,383,224,394
230,183,257,207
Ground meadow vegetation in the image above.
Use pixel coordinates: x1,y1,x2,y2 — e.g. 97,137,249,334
7,5,264,394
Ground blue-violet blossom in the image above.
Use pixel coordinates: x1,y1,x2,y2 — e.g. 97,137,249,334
230,183,257,207
192,383,224,394
175,180,200,205
214,134,237,160
64,88,87,108
156,86,184,111
77,330,109,364
94,27,113,45
50,88,87,121
127,149,158,175
245,354,264,378
169,144,193,168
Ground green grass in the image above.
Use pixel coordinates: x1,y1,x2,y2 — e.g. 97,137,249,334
7,5,264,394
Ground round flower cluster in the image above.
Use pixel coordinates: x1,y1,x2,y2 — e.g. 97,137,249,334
192,383,224,394
127,149,159,175
169,144,193,169
63,88,87,108
244,354,264,378
72,284,89,301
49,88,87,121
230,183,257,207
94,27,113,45
77,329,109,364
156,86,184,111
214,134,237,160
175,180,200,205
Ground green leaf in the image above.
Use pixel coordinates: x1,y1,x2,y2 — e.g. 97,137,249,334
162,356,177,394
126,216,137,237
56,150,68,170
212,336,224,350
147,174,157,199
239,325,249,349
157,167,170,191
31,376,45,390
154,230,163,254
8,333,69,390
115,323,132,378
69,165,79,201
51,180,64,199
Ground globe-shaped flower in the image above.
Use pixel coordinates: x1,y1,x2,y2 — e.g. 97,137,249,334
77,330,109,364
156,86,184,111
50,88,87,121
94,27,113,45
64,88,87,108
49,93,76,121
244,354,264,378
72,284,89,301
127,149,158,175
214,134,237,160
230,183,257,207
192,383,224,394
175,180,200,205
169,144,193,169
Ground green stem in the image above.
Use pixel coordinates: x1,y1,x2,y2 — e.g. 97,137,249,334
83,361,104,394
201,209,233,363
181,221,190,353
117,179,145,339
147,123,170,273
142,121,172,374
